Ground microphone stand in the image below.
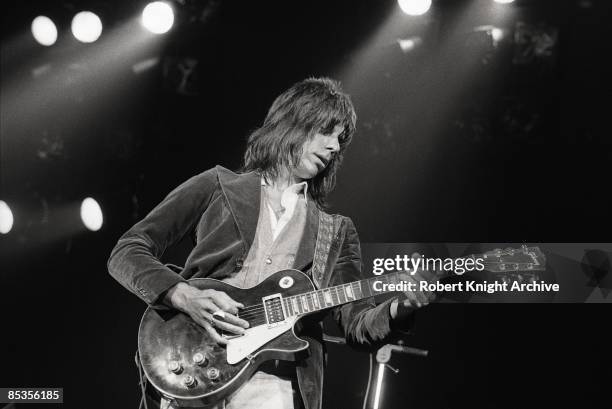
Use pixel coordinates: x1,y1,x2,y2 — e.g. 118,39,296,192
323,335,428,409
372,342,428,409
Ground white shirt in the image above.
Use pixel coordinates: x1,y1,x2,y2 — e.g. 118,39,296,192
261,178,308,241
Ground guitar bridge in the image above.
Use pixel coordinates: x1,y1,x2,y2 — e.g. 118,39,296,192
262,293,287,327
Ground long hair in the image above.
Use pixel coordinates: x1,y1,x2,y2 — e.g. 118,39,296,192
242,77,356,208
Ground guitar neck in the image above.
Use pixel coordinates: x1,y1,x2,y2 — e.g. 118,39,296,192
281,246,545,317
281,271,412,318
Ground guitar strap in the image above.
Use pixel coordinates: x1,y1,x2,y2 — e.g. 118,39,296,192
311,211,342,289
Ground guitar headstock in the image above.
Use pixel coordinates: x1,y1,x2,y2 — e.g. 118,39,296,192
480,245,546,273
478,245,546,284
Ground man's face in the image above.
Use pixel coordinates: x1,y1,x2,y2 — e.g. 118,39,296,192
293,125,344,180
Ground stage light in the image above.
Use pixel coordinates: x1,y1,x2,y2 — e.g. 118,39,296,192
491,27,504,43
494,0,515,4
31,16,58,46
142,2,175,34
398,0,432,16
80,198,103,231
0,200,14,234
473,25,506,48
71,11,103,43
396,36,423,53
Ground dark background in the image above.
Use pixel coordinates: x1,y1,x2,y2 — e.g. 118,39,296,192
1,0,610,408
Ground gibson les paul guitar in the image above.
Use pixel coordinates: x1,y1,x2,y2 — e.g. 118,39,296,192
138,246,545,407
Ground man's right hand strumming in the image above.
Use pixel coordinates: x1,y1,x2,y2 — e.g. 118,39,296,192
164,282,250,345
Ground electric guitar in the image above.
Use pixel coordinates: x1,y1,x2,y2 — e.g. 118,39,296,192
137,246,545,406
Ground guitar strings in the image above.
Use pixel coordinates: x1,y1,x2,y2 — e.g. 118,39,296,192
236,291,334,313
236,311,264,318
237,304,264,312
236,298,329,317
237,293,333,314
236,299,325,319
233,261,530,317
237,304,330,318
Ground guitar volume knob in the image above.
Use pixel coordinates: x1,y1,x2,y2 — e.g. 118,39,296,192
183,375,196,388
168,360,182,374
206,368,220,380
193,352,208,366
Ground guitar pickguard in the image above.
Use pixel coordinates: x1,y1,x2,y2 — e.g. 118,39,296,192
226,316,298,364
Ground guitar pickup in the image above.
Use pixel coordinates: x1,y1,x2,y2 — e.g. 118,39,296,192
262,293,287,327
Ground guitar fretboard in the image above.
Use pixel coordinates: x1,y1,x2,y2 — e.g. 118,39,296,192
281,271,405,316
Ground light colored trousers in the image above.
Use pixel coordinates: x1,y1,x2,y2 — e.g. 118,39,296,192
161,371,297,409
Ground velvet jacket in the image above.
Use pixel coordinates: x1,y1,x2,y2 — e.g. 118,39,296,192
108,166,398,409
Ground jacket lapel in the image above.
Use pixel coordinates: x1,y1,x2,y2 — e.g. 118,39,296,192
217,167,261,252
216,165,319,271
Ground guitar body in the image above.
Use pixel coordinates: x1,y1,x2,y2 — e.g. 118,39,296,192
138,269,314,407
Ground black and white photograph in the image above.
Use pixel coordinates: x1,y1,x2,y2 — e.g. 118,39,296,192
1,1,610,408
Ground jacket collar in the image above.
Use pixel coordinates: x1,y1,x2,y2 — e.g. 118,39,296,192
216,166,319,270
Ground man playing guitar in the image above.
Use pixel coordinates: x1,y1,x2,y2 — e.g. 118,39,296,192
108,77,436,409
